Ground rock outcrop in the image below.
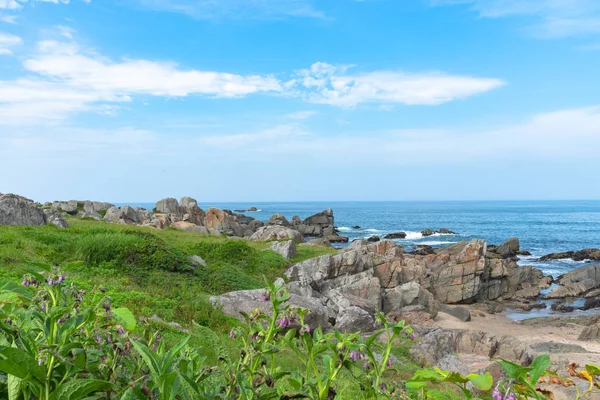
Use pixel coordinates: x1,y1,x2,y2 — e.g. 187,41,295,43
270,240,297,260
545,264,600,298
540,248,600,262
0,194,68,228
250,226,305,243
285,208,349,242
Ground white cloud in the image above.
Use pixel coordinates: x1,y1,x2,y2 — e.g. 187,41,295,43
56,25,75,39
133,0,326,19
0,31,21,54
0,0,20,9
432,0,600,38
0,14,17,23
286,110,319,120
291,62,504,107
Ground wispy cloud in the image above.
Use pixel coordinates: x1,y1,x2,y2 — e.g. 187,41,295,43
0,31,21,54
289,62,505,107
132,0,326,20
432,0,600,38
0,31,505,124
286,110,319,120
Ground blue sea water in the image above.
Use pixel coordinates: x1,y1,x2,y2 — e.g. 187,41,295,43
123,200,600,278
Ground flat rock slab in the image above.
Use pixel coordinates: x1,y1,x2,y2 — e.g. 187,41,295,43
529,342,589,354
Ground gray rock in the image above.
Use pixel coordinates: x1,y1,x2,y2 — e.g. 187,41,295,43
578,324,600,341
440,304,471,322
267,214,291,227
104,206,149,225
250,226,305,243
210,289,330,329
43,209,69,228
383,282,438,318
421,229,433,237
0,194,46,226
496,237,520,258
188,255,208,267
545,264,600,299
155,198,182,214
383,232,407,239
529,342,589,354
335,306,375,333
436,355,469,375
307,238,332,247
270,240,297,260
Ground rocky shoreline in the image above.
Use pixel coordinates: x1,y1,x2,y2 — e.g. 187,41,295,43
2,192,600,392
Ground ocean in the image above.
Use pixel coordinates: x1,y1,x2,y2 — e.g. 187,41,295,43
123,200,600,278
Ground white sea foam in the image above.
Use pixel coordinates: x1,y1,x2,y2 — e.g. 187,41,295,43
404,231,423,240
337,227,352,232
365,228,381,233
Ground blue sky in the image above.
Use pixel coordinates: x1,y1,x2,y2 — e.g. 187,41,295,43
1,0,600,202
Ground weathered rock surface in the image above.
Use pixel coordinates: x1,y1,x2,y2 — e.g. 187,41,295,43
270,240,297,260
578,324,600,341
528,342,589,354
496,237,520,258
382,282,437,318
545,264,600,298
188,255,208,267
209,289,330,328
410,327,531,366
0,194,46,226
250,226,305,243
0,194,68,228
540,248,600,262
384,232,407,239
439,304,472,322
104,206,150,225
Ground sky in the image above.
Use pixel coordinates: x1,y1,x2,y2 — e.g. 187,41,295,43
1,0,600,202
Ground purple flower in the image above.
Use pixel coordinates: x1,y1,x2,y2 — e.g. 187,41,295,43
57,275,65,283
106,337,111,344
96,336,102,344
103,304,111,312
99,287,106,293
359,353,366,360
278,317,289,328
41,303,46,312
363,361,370,370
387,359,393,367
48,279,54,286
410,333,417,341
350,351,359,362
118,327,125,335
507,396,515,400
379,384,387,392
260,292,270,302
58,318,64,324
304,324,311,333
22,280,30,287
229,329,237,339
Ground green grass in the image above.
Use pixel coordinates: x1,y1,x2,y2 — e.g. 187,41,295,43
0,219,334,334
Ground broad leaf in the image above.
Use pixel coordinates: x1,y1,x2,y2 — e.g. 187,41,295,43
50,379,113,400
131,340,161,376
112,307,136,331
586,364,600,376
0,279,32,301
530,354,551,384
0,347,45,380
467,372,493,390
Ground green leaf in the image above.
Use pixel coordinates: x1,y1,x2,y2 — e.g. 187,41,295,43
62,261,83,271
112,307,136,331
530,354,551,384
586,364,600,376
8,374,21,400
498,359,530,380
0,347,45,380
120,386,147,400
49,379,113,400
467,372,493,390
28,262,52,272
131,340,161,377
409,368,446,382
0,279,32,301
163,336,190,370
177,372,207,400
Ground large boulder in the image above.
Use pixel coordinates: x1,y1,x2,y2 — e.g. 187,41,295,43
382,282,438,318
204,208,244,236
209,289,330,329
0,194,47,226
302,208,334,228
250,226,304,243
270,240,297,260
545,264,600,299
43,209,69,228
286,250,374,287
578,324,600,341
496,237,520,258
180,197,205,225
267,214,291,227
103,206,149,225
155,197,182,214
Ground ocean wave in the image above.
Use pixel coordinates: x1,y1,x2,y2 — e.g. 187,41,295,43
365,228,381,233
337,227,352,232
404,231,423,240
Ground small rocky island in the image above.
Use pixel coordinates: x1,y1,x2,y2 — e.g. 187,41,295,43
1,192,599,397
